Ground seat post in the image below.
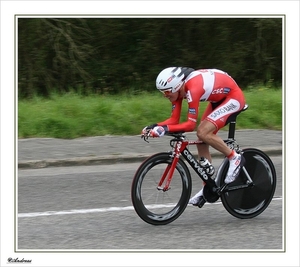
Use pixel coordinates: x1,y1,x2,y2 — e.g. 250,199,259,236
227,104,248,140
228,121,236,140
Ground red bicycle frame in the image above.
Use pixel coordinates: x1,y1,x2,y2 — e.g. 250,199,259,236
157,138,209,191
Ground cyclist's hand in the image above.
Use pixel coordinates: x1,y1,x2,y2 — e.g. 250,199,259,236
141,124,157,136
149,126,167,138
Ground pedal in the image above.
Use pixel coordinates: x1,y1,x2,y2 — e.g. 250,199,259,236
197,196,206,208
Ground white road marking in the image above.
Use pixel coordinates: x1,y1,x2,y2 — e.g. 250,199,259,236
18,197,282,218
18,206,135,218
18,204,176,218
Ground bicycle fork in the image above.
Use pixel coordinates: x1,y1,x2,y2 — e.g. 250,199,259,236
157,139,218,193
157,140,183,191
157,157,181,191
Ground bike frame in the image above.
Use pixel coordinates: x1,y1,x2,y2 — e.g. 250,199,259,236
157,136,255,197
157,138,217,191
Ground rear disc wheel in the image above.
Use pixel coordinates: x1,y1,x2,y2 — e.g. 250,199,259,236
220,148,276,219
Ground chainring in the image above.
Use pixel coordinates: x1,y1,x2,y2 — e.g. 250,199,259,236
203,185,220,203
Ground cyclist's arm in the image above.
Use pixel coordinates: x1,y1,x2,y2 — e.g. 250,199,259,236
156,98,182,126
165,102,198,132
157,97,199,133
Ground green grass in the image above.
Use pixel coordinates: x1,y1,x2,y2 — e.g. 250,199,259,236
18,87,282,139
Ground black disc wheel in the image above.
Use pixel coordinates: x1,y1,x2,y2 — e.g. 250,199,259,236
220,148,276,219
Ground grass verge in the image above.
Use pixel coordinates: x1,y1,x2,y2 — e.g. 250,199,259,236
18,87,282,139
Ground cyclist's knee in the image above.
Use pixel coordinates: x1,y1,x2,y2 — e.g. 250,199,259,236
197,128,204,140
197,127,210,141
197,122,216,141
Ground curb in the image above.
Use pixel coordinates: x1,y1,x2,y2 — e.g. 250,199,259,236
18,147,282,169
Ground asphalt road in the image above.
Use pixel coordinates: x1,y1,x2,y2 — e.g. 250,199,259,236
17,156,283,251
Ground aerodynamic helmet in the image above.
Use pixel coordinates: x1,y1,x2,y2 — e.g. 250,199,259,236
156,67,194,93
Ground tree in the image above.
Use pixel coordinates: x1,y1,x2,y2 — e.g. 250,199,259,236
18,17,282,98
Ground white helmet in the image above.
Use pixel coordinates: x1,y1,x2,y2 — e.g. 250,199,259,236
156,67,192,93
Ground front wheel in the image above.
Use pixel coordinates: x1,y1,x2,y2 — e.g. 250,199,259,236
131,152,192,225
220,148,277,219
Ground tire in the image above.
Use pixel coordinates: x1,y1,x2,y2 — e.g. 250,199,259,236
131,152,192,225
220,148,277,219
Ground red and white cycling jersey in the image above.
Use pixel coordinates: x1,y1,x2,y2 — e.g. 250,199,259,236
157,69,246,133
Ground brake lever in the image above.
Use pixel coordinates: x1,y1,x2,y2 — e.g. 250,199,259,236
141,133,150,143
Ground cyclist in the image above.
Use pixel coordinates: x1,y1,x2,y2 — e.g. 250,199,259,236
141,67,246,207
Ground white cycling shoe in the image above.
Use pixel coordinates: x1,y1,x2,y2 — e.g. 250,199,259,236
188,188,206,207
225,153,245,183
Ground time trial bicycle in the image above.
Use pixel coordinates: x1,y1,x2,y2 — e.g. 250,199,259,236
131,104,277,225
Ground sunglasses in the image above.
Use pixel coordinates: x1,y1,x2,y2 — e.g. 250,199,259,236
159,89,173,96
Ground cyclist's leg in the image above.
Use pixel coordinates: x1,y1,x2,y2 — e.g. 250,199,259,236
196,137,211,162
191,98,244,206
204,97,246,183
197,119,232,157
196,102,216,162
190,104,217,206
190,119,229,206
